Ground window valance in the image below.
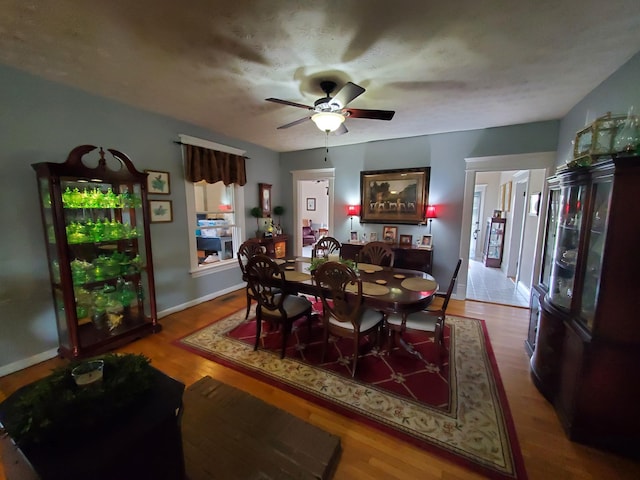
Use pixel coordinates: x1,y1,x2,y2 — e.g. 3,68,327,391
184,143,247,186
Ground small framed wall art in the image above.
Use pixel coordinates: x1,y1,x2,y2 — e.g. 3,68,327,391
149,200,173,223
382,225,398,243
145,170,171,195
399,234,413,246
306,197,316,211
419,234,433,249
529,192,541,216
259,183,272,217
369,232,378,242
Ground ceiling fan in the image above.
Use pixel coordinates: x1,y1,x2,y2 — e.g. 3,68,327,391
266,81,395,135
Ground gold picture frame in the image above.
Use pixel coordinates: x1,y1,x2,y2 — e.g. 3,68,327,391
360,167,430,224
382,225,398,243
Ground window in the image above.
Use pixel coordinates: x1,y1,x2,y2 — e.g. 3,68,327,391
180,135,246,276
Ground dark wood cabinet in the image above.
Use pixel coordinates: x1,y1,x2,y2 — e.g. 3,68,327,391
256,235,288,259
340,243,433,274
529,155,640,457
483,217,506,267
525,284,544,358
32,145,159,359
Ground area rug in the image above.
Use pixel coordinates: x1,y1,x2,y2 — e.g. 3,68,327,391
182,376,341,480
176,306,527,480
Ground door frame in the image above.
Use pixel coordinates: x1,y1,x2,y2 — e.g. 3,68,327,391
470,184,487,260
458,152,556,299
506,171,529,280
291,168,335,256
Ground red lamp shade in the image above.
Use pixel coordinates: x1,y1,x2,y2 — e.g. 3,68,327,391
347,204,361,216
425,205,437,219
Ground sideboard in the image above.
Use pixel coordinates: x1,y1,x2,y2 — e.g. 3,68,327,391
255,235,288,259
340,242,433,274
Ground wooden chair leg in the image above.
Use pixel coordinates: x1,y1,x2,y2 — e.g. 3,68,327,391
321,327,329,362
280,321,292,359
351,335,359,378
245,290,252,319
254,315,262,351
306,311,313,337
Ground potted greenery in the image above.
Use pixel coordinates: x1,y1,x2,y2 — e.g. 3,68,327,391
250,207,262,238
273,205,285,235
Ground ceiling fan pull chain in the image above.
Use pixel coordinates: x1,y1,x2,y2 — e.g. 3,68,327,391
325,131,329,161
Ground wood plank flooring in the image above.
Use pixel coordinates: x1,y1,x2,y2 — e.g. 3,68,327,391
2,291,639,479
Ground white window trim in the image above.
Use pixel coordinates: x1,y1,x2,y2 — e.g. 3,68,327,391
179,134,247,277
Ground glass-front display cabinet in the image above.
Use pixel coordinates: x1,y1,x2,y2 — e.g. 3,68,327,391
32,145,159,359
483,217,506,267
525,188,561,357
529,155,640,457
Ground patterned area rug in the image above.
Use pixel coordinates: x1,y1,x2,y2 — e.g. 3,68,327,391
176,306,526,480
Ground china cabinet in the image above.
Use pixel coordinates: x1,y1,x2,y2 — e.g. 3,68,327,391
529,155,640,457
483,217,506,267
525,188,560,357
32,145,160,359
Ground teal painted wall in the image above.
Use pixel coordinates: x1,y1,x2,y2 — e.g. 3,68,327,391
557,51,640,165
280,122,560,283
0,64,280,369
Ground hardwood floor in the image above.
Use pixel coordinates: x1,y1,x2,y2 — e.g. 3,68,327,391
2,291,639,479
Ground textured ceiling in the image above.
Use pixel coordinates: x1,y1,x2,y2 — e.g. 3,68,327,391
1,0,640,152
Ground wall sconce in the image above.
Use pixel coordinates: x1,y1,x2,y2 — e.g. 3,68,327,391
425,204,437,234
347,204,361,230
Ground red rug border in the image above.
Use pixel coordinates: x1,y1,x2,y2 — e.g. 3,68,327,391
173,310,527,480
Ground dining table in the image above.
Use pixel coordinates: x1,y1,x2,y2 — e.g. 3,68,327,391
274,256,439,318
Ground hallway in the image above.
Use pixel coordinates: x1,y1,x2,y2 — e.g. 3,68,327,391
466,259,529,308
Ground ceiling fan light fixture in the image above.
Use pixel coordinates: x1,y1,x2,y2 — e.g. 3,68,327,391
311,112,345,132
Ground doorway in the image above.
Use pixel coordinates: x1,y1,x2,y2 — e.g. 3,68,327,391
292,168,335,256
459,152,556,307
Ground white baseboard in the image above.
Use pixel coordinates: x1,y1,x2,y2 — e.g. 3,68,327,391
0,282,246,377
517,281,531,301
157,282,245,318
0,348,59,378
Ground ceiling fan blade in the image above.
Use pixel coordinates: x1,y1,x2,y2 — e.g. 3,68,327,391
333,123,348,136
276,116,311,129
346,108,395,121
331,82,365,108
266,98,313,110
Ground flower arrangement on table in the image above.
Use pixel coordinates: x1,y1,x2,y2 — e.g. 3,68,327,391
309,256,357,273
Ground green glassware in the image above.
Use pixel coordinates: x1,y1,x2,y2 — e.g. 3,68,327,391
104,188,118,208
91,218,105,242
69,188,82,208
62,187,72,207
87,188,102,208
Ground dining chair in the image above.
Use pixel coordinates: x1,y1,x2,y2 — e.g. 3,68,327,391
237,239,267,319
314,261,385,377
312,236,341,259
359,241,395,267
245,254,313,359
385,258,462,363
